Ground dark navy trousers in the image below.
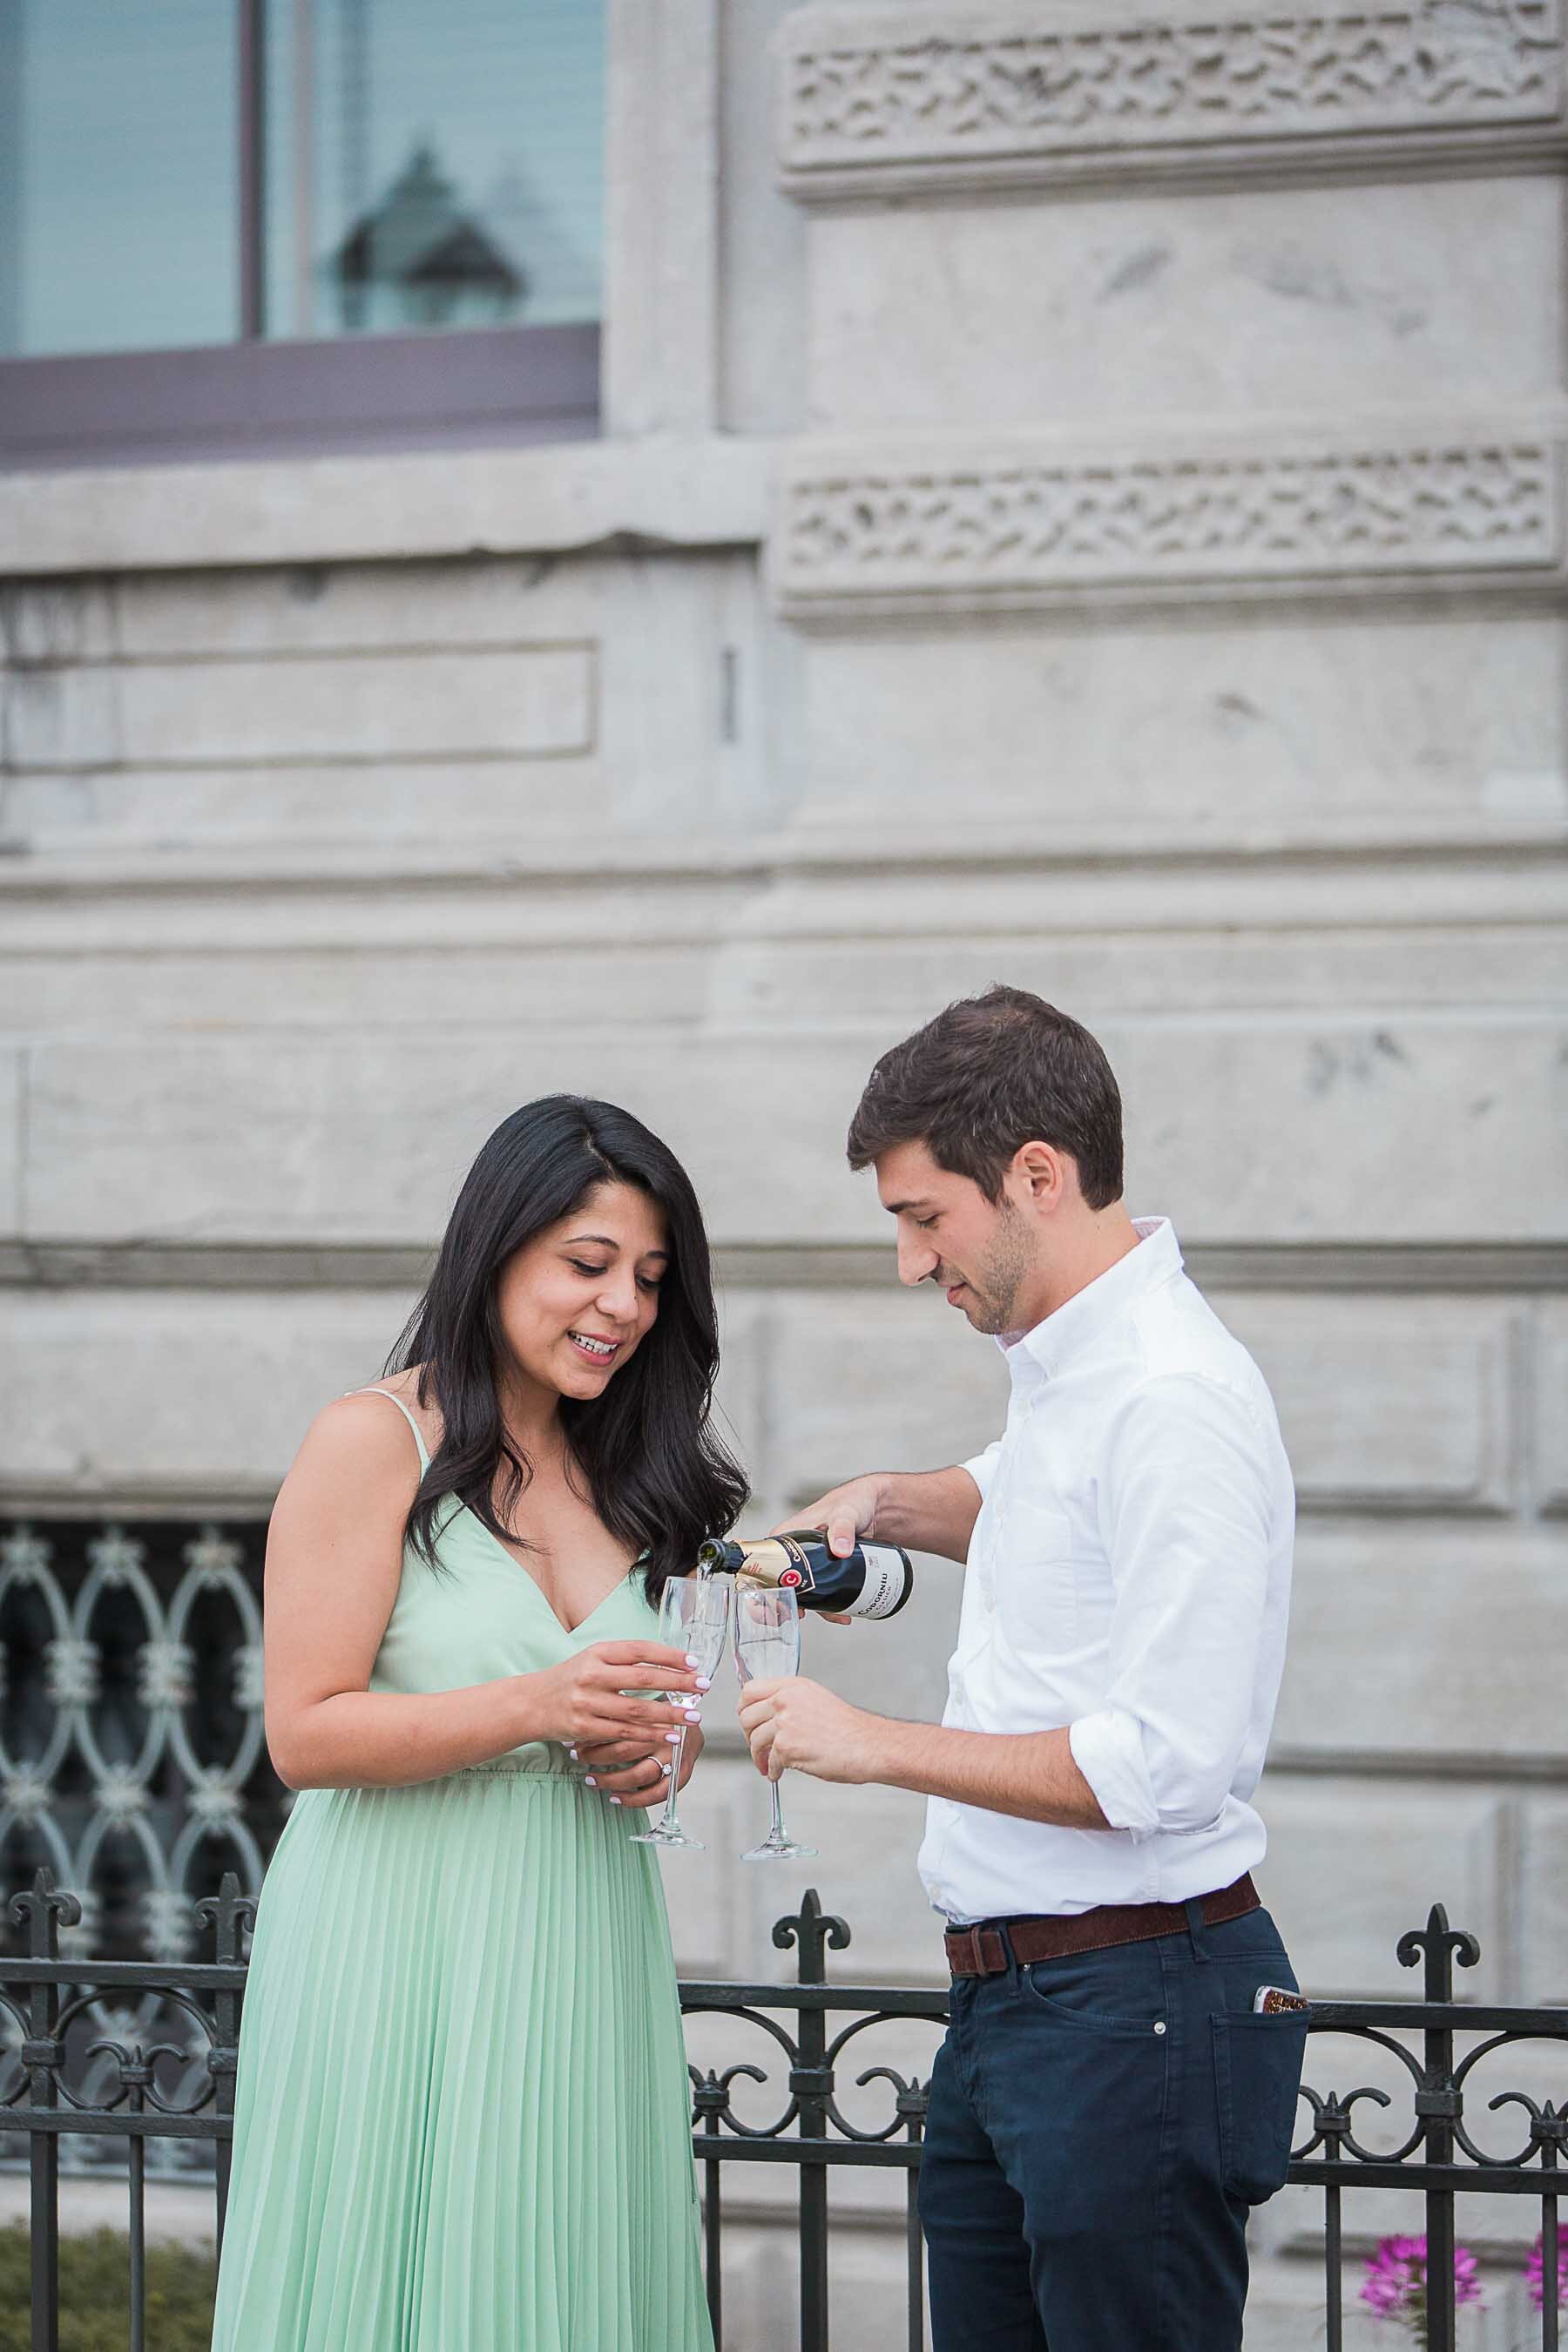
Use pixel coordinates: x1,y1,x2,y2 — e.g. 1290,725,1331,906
917,1906,1307,2352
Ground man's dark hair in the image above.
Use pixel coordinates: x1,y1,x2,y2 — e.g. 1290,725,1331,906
846,985,1124,1210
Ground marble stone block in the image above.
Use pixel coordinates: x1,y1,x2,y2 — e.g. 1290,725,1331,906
0,1289,417,1502
1535,1301,1568,1514
763,1288,1010,1499
3,548,764,848
17,1017,1567,1249
17,1031,885,1249
2,663,118,770
1256,1775,1513,2001
806,177,1559,431
1217,1295,1518,1513
0,438,768,578
3,766,625,855
1516,1797,1568,2004
0,578,116,666
112,645,594,768
0,1052,21,1234
6,936,718,1042
795,612,1565,833
1274,1527,1568,1761
713,1292,772,1499
114,556,610,661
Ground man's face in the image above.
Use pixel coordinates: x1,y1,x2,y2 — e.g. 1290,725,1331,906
874,1139,1037,1337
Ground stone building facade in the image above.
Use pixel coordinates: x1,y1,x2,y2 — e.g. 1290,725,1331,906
2,2,1566,2341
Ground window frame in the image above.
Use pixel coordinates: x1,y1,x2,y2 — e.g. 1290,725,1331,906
0,0,602,471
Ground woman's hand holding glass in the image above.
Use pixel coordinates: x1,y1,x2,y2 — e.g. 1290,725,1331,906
630,1572,733,1850
539,1639,707,1749
575,1573,828,1858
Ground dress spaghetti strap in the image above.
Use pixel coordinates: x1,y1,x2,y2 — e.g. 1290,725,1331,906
348,1385,432,1475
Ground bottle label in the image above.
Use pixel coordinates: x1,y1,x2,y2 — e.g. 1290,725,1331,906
732,1534,911,1619
854,1543,909,1619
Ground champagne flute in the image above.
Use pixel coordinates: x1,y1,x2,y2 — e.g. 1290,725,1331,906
630,1570,731,1851
733,1581,818,1862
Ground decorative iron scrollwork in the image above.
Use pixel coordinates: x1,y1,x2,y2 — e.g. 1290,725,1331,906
1,1517,279,1970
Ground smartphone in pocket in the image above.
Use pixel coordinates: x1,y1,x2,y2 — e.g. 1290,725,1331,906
1253,1984,1309,2016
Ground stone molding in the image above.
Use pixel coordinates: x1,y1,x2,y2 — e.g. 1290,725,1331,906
1,809,1561,902
774,425,1564,618
0,435,768,580
3,1240,1565,1293
778,1,1568,198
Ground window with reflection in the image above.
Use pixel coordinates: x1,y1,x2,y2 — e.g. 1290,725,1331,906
0,0,605,461
264,0,603,344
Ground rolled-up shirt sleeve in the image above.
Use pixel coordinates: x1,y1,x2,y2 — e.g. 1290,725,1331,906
962,1439,1003,1504
1068,1375,1276,1840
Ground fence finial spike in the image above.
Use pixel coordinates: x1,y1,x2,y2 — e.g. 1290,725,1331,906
9,1866,82,1952
1397,1903,1481,1999
772,1888,851,1978
193,1869,257,1962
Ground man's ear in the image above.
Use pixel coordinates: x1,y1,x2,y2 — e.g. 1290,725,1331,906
1011,1140,1068,1213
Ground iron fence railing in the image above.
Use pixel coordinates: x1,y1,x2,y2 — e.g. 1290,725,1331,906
3,1869,1568,2351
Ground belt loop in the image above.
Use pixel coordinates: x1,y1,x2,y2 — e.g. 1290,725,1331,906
1184,1896,1212,1963
996,1921,1019,1981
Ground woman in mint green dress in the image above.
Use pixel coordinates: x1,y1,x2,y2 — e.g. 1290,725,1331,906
210,1096,747,2352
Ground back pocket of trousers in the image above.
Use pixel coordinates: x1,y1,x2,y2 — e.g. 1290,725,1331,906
1212,2011,1309,2203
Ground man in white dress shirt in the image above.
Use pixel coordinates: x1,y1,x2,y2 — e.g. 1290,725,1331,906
738,986,1307,2352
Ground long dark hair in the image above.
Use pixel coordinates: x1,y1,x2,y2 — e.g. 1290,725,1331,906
385,1095,747,1601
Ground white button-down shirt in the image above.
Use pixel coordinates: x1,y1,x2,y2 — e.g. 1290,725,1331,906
917,1217,1294,1925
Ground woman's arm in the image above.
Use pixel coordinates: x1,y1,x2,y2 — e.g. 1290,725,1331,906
263,1396,705,1790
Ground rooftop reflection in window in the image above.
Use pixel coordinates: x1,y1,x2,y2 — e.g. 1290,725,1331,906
0,0,605,360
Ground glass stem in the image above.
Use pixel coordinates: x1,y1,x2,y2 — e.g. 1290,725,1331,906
769,1775,786,1845
660,1724,688,1835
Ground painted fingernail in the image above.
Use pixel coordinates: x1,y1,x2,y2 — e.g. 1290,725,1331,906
610,1795,623,1807
686,1653,701,1667
684,1709,701,1724
585,1775,598,1788
695,1676,713,1692
666,1732,683,1744
567,1748,578,1761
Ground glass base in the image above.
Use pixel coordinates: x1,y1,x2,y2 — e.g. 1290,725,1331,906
630,1825,706,1850
741,1835,819,1862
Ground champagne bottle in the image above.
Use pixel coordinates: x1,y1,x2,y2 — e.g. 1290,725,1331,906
697,1531,914,1620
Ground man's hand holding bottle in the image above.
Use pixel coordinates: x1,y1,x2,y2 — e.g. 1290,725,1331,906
767,1475,890,1624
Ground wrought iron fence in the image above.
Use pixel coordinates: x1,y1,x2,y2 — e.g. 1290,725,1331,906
0,1519,284,1968
5,1869,1568,2352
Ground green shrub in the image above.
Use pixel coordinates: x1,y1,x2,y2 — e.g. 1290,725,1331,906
0,2221,216,2352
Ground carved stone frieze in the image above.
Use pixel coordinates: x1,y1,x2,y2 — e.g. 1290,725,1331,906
779,2,1568,193
775,431,1561,613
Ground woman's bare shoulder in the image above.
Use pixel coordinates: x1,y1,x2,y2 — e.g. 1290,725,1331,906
292,1381,432,1488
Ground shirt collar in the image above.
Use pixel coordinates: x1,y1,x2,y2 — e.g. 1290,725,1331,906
1000,1216,1182,1383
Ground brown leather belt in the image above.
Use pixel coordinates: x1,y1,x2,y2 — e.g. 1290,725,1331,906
944,1873,1260,1977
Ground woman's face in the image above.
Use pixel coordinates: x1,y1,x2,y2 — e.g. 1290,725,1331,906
494,1180,669,1405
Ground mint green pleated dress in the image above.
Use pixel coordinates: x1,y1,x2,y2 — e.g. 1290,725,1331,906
210,1392,713,2352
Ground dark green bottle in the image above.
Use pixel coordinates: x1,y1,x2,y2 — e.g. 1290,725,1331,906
696,1531,914,1619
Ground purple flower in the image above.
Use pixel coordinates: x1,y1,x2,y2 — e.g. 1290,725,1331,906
1526,2231,1568,2313
1361,2234,1483,2340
